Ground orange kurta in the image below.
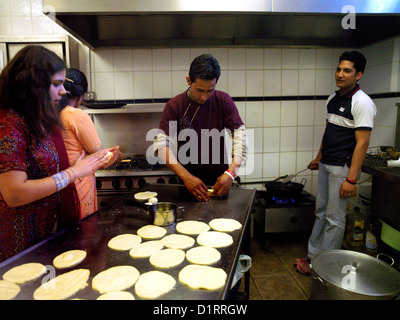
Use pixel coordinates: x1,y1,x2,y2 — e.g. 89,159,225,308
60,106,102,219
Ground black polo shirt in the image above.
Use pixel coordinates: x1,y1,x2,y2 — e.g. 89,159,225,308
320,84,376,166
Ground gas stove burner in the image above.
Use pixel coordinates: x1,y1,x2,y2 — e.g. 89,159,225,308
272,196,295,205
256,189,315,207
106,154,167,171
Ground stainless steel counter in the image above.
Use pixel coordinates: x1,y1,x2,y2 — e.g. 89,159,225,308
0,184,255,300
362,162,400,230
362,161,400,183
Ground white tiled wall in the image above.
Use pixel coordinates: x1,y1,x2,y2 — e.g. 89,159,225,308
87,45,399,194
1,0,400,195
0,0,67,36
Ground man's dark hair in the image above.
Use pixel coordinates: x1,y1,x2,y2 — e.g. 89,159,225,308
339,51,367,74
188,54,221,83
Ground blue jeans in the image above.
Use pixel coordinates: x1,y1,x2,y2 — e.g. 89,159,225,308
308,162,350,258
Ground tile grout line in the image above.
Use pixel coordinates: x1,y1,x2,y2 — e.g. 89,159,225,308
274,249,310,300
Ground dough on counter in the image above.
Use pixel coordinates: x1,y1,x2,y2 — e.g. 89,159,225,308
53,250,87,269
179,265,227,291
129,240,164,258
134,270,175,299
161,234,195,249
149,248,185,269
196,231,233,248
33,269,90,300
176,220,210,235
0,280,20,300
96,291,135,300
92,265,140,294
209,218,242,232
137,224,167,239
185,246,221,265
207,188,222,197
108,234,142,251
2,262,47,284
134,191,158,201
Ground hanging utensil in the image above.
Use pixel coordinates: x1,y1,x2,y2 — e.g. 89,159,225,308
281,168,309,183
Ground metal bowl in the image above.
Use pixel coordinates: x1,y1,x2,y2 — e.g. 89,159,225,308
148,202,177,226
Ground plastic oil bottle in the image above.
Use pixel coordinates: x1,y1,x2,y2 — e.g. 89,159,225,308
346,206,365,246
365,224,378,251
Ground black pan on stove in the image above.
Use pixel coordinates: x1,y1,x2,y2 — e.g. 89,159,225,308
264,176,307,198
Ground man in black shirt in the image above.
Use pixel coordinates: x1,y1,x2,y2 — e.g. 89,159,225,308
296,51,376,275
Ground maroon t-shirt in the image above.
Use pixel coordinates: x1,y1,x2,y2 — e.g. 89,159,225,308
159,89,243,185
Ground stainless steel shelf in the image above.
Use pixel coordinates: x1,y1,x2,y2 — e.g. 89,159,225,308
81,103,164,114
95,169,175,177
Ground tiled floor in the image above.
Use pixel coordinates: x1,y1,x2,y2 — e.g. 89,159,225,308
241,231,313,300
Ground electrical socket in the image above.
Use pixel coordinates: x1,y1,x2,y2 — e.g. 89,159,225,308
84,91,95,101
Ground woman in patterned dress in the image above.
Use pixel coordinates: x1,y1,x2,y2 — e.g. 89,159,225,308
0,45,114,262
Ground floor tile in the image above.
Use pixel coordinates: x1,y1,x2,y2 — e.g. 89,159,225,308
252,275,308,300
245,232,313,300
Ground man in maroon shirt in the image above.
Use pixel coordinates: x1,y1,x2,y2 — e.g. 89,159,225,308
154,54,248,201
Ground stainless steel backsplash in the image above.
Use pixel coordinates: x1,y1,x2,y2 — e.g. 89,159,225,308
92,112,163,156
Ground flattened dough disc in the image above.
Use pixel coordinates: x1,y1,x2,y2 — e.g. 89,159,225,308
53,250,87,269
179,265,227,291
137,225,167,239
176,220,210,235
129,240,164,258
33,269,90,300
186,246,221,265
108,234,142,251
149,249,185,269
135,271,175,299
209,218,242,232
2,262,47,284
196,231,233,248
134,191,157,200
161,234,195,249
96,291,135,300
0,280,20,300
92,265,140,294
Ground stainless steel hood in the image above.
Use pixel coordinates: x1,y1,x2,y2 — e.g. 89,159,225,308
43,0,400,49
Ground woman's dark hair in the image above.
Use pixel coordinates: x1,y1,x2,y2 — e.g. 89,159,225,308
339,51,367,74
188,54,221,84
0,45,66,139
58,68,88,110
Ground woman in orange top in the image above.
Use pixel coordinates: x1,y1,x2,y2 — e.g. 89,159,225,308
58,68,123,219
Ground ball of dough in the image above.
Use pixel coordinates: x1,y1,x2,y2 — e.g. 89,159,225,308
104,151,113,163
148,197,158,204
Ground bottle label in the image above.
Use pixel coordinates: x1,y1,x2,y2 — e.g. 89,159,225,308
365,231,377,250
354,219,364,241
